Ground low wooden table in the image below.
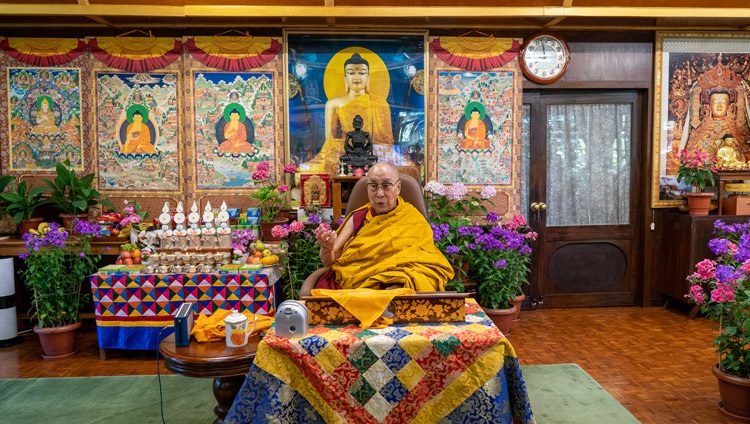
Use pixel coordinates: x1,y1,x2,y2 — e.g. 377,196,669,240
159,333,259,424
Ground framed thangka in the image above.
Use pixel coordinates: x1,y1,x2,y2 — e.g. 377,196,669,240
435,70,515,185
95,72,181,193
193,71,275,190
652,32,750,207
286,32,426,177
8,68,83,171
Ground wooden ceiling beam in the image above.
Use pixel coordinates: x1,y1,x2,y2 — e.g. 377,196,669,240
1,5,750,20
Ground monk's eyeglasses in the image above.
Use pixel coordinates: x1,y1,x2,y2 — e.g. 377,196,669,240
366,180,399,192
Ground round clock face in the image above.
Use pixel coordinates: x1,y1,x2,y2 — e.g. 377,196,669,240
520,34,570,84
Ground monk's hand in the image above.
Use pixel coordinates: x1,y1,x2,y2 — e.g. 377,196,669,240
317,229,337,251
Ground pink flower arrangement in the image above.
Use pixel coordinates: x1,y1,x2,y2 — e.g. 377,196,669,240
676,149,717,192
249,161,295,222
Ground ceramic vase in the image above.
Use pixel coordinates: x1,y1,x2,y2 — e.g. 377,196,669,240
34,321,81,359
260,220,287,242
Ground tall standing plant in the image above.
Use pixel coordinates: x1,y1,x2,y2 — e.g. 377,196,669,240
272,217,325,300
19,219,102,328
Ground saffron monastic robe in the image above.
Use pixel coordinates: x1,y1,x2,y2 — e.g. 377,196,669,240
331,197,453,292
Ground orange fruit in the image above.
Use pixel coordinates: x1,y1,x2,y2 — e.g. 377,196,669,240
131,249,141,258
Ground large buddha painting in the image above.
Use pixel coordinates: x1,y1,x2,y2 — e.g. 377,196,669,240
285,32,426,177
8,68,84,171
653,32,750,207
192,71,276,190
95,72,181,193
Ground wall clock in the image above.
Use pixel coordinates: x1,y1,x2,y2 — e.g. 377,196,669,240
519,33,570,84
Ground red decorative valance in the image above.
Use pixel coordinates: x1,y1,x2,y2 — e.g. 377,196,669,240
0,37,86,66
430,36,521,71
185,36,282,71
88,36,183,72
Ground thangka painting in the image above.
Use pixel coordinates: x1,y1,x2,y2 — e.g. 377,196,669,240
8,68,83,171
95,72,181,193
286,32,426,177
653,32,750,207
435,70,515,185
193,71,275,190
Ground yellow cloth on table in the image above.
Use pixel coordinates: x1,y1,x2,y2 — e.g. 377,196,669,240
332,198,454,292
190,310,274,343
311,288,414,329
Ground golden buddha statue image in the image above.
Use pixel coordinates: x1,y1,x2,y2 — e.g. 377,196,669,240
679,57,750,159
31,96,60,134
121,105,157,155
716,133,747,170
303,50,394,174
217,103,254,155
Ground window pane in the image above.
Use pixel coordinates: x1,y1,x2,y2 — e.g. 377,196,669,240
546,103,632,226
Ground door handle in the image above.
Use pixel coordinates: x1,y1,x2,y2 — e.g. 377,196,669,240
530,202,547,211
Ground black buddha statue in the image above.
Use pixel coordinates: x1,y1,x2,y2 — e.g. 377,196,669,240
340,114,378,171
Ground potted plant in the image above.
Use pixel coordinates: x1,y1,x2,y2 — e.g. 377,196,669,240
248,161,295,240
676,149,717,216
425,180,496,291
685,219,750,420
464,213,537,334
42,159,113,228
272,216,324,300
0,176,49,235
19,218,103,358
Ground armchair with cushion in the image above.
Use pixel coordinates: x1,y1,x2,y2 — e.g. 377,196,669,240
299,173,426,297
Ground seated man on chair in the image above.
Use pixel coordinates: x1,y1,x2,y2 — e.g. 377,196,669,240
301,162,453,295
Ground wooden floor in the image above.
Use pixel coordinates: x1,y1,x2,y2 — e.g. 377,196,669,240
0,304,743,423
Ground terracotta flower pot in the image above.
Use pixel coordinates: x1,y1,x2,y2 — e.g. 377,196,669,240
712,364,750,420
260,220,288,242
59,213,89,232
683,192,713,216
482,304,516,335
511,293,526,321
17,217,44,236
34,321,81,359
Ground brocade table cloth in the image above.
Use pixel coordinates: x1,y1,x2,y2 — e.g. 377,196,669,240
225,299,534,423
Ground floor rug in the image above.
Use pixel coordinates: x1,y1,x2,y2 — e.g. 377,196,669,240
0,364,639,423
522,363,640,423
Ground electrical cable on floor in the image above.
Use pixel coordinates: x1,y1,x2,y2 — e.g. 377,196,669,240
155,325,174,424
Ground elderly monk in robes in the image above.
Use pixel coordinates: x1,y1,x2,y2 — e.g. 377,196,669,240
303,162,453,293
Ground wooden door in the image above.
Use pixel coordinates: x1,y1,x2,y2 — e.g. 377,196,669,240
523,91,644,307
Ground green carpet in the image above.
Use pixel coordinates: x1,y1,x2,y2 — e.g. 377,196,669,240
522,363,640,424
0,364,639,423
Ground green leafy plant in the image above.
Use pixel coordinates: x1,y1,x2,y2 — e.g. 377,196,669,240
676,149,717,192
43,159,113,215
19,219,102,328
685,220,750,379
0,177,49,224
272,218,324,300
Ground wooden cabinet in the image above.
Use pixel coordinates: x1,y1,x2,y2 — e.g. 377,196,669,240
661,211,749,301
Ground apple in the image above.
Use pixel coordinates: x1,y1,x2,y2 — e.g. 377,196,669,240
124,258,134,265
116,257,123,265
120,251,132,259
262,249,272,257
110,228,120,236
133,257,142,264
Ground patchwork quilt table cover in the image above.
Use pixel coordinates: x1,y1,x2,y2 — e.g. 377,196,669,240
225,299,535,423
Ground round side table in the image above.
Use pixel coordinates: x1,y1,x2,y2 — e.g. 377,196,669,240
159,333,259,424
